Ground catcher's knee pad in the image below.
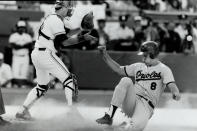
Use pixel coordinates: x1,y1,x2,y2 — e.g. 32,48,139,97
63,74,79,101
36,84,49,98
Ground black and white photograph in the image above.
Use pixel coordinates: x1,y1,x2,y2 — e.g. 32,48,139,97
0,0,197,131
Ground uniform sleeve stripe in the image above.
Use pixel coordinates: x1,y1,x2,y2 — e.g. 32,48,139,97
124,66,129,77
166,81,175,87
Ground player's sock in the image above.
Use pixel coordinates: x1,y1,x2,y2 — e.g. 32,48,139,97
107,105,118,118
23,88,39,109
23,85,47,109
65,86,73,106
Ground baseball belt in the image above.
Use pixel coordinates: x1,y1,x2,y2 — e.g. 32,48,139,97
136,94,155,109
37,48,46,51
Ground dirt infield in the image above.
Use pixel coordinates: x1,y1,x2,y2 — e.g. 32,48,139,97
1,89,197,131
1,101,197,131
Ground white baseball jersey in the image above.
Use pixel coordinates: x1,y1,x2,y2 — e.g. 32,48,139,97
116,26,134,39
123,62,175,106
31,13,72,87
0,63,13,85
9,32,32,56
35,14,70,53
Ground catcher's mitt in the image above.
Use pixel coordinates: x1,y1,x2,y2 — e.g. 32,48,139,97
71,73,79,102
81,11,94,30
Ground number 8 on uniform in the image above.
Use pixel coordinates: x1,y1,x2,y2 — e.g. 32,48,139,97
150,82,157,90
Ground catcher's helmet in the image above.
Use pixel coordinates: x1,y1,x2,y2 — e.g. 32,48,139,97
55,0,76,17
138,41,159,59
55,0,76,9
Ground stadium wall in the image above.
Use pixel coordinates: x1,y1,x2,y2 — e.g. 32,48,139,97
66,50,197,92
0,9,44,35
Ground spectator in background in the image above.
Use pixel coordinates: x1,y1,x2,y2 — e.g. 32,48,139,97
164,22,182,53
182,24,195,55
174,21,188,45
96,19,110,47
133,16,146,50
188,0,197,12
155,0,167,11
77,0,92,5
8,20,33,88
156,23,169,51
11,17,35,38
114,15,135,51
91,0,105,5
0,52,13,88
191,18,197,53
133,0,151,9
144,18,160,42
167,0,182,10
104,2,112,17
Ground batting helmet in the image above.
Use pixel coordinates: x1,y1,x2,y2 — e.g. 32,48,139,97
138,41,159,59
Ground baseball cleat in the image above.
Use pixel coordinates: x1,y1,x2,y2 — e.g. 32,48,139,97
0,116,11,126
96,113,113,125
15,108,32,120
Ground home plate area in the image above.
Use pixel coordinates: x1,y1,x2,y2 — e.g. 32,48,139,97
1,99,197,131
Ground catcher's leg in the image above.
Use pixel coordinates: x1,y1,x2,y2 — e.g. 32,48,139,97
62,74,78,104
48,52,77,106
16,68,50,120
96,77,135,125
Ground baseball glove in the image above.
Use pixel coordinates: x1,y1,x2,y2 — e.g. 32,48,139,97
81,11,94,30
71,73,79,102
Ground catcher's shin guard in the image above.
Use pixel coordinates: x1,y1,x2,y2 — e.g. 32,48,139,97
36,85,49,98
63,73,79,102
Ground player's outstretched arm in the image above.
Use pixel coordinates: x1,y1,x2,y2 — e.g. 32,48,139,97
167,82,181,101
98,45,126,76
62,31,97,47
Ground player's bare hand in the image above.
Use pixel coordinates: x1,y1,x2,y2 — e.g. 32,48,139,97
84,32,98,41
172,93,181,101
97,45,106,53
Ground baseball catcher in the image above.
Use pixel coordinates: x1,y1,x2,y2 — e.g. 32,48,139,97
15,0,97,120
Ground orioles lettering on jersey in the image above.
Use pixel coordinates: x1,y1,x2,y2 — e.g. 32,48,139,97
136,70,161,82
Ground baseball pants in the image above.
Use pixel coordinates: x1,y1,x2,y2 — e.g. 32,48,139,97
111,77,153,131
31,48,70,85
